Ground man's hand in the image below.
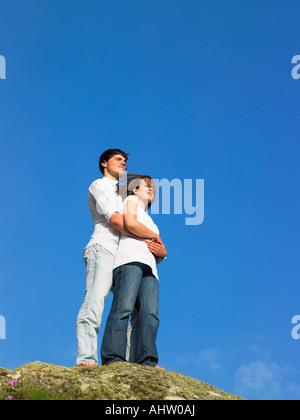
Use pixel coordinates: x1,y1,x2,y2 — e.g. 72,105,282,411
145,239,168,259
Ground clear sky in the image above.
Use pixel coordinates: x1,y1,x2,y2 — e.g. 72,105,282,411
0,0,299,400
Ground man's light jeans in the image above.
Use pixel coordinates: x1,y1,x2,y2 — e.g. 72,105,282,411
76,244,114,365
76,243,136,366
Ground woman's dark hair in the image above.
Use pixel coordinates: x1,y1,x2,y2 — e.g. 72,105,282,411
99,149,129,174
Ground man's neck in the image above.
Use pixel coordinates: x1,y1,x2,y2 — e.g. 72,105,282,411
103,172,119,182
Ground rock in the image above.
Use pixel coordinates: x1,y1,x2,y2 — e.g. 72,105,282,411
0,361,244,400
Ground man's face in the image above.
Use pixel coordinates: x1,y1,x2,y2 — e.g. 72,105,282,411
103,154,127,178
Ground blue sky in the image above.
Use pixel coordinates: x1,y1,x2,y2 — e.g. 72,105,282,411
0,0,299,400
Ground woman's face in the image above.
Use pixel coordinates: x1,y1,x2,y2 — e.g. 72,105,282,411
134,179,155,204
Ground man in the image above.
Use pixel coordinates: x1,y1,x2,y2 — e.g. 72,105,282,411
76,149,131,367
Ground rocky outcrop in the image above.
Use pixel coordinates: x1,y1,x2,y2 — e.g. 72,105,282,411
0,361,244,400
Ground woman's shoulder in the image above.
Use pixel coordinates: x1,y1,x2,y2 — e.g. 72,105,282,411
124,195,139,204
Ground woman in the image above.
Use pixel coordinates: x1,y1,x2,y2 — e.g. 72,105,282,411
101,175,167,367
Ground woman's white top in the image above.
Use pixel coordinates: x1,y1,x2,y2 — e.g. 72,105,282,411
113,195,160,280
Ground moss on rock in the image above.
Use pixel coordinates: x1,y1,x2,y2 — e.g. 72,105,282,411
0,361,244,400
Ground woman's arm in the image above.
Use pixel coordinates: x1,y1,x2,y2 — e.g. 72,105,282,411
110,212,144,240
123,199,163,244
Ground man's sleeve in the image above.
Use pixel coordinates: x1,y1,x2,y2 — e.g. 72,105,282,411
89,182,119,223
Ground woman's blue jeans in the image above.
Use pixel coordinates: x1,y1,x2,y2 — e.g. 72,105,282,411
101,262,160,367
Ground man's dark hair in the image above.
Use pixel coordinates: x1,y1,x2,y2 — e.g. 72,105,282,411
99,149,129,174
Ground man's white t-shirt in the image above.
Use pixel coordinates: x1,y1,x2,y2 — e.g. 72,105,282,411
85,177,123,256
113,195,160,280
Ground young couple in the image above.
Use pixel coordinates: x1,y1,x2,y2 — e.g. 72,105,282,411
76,149,167,368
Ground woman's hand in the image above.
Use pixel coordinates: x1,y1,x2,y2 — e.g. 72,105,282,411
145,239,168,259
